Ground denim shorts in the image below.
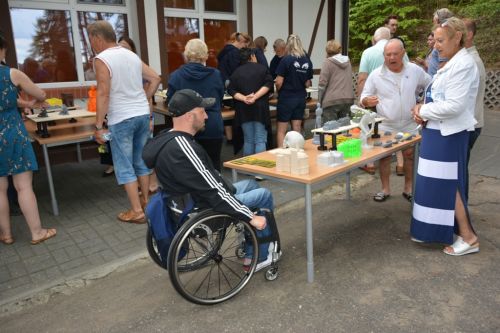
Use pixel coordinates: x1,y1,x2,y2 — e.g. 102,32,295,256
109,114,151,185
277,97,306,122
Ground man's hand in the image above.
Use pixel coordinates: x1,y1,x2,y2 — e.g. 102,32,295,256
94,129,107,145
362,95,379,108
249,214,266,230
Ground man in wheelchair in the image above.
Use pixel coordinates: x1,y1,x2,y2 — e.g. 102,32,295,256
143,89,281,272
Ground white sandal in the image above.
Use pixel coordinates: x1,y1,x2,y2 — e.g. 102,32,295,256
443,237,479,256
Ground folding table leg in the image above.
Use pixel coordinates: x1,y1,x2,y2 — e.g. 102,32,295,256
42,144,59,216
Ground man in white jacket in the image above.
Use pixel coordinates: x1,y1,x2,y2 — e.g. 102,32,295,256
360,38,431,203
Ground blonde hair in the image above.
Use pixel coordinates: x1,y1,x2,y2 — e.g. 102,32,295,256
87,21,116,43
184,38,208,63
325,40,342,57
233,32,251,44
436,17,467,47
286,34,306,58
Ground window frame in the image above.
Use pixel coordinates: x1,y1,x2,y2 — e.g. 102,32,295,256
8,0,131,88
162,0,240,74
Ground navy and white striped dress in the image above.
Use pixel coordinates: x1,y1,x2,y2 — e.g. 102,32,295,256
410,85,472,244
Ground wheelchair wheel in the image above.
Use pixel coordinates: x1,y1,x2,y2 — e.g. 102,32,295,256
167,210,259,305
146,226,166,269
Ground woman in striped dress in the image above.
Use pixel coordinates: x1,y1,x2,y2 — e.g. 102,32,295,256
410,17,479,256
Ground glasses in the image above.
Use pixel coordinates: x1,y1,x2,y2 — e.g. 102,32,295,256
441,20,449,27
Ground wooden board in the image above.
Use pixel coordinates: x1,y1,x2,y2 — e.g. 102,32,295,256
27,109,96,123
311,117,385,135
25,117,96,145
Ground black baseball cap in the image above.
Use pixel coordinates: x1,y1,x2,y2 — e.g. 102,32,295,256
167,89,215,117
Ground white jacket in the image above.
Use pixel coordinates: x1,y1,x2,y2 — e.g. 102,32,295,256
420,47,479,136
361,62,431,130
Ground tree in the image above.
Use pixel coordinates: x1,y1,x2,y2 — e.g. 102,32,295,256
348,0,424,64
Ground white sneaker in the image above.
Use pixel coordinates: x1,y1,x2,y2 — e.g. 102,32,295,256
255,242,282,272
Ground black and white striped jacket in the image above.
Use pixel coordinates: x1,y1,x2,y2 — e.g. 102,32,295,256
143,130,253,222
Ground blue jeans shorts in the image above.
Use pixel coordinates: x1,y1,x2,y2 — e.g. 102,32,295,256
109,115,151,185
277,97,306,122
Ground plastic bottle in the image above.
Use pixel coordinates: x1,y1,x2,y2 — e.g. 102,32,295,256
87,85,97,112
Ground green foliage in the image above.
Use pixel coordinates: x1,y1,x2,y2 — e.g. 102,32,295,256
348,0,424,64
348,0,500,68
451,0,500,67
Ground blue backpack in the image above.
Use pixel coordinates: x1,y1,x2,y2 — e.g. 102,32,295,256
145,190,194,266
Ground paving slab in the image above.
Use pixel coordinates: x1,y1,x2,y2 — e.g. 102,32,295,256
0,108,499,315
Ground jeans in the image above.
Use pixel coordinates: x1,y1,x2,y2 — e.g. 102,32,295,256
109,115,151,185
241,121,267,156
233,179,274,262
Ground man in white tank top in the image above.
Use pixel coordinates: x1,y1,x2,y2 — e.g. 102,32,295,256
88,21,161,223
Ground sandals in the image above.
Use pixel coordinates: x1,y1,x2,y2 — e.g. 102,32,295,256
373,192,390,202
359,165,376,175
443,237,479,256
31,228,57,245
1,236,15,245
117,209,146,224
402,192,413,202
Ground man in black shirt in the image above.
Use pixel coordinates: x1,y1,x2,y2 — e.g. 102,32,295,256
143,89,281,270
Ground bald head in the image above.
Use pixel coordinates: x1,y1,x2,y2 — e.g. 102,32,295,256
373,27,391,43
384,38,405,73
384,38,405,53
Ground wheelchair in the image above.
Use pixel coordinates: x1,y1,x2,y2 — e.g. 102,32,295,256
146,194,281,305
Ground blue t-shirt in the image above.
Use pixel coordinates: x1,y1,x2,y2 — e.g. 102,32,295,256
276,54,313,99
427,48,448,77
269,55,282,79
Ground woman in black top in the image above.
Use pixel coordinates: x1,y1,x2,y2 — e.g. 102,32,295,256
228,48,274,155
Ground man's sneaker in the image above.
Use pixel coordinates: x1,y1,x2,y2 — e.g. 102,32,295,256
255,242,282,272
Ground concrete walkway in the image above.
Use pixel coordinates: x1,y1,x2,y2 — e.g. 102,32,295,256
1,109,499,315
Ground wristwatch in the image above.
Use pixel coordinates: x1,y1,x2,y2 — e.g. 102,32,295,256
95,125,103,131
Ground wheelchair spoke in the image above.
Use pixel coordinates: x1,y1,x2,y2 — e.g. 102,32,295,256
168,212,260,304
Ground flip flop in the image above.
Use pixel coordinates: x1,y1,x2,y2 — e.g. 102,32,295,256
31,228,57,245
402,192,413,202
0,236,15,245
373,192,390,202
443,238,479,256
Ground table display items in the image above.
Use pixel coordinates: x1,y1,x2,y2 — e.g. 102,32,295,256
311,104,384,151
350,105,377,150
312,103,323,145
274,131,309,175
317,150,345,167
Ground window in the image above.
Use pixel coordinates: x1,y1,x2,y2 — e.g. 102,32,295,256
162,0,239,73
204,0,234,13
8,0,132,86
164,0,194,9
78,0,125,4
77,12,128,81
10,8,78,83
203,19,236,68
165,17,199,73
